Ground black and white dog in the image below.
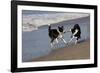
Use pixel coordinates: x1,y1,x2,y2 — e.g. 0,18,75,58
48,24,67,47
68,24,81,44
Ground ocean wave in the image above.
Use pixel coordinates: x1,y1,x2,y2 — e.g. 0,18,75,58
22,13,89,31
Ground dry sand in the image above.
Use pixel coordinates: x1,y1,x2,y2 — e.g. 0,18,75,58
30,40,90,62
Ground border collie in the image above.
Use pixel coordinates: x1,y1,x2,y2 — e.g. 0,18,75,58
48,25,67,47
68,24,81,44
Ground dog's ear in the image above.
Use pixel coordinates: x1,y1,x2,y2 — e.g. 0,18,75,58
58,26,60,28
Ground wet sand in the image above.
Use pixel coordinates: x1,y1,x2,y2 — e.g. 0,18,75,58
30,40,90,62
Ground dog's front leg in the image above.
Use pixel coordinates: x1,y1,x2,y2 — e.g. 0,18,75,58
68,36,74,43
61,38,67,44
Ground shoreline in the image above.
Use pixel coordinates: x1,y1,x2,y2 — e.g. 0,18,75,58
27,40,90,62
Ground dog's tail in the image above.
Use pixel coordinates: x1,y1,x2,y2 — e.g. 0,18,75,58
48,24,51,31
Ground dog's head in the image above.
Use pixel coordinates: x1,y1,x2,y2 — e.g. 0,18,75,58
58,26,64,32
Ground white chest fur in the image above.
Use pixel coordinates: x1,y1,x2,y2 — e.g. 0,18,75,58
58,34,63,38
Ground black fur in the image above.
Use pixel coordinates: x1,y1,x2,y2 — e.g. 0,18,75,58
58,26,64,32
48,25,64,43
71,24,81,40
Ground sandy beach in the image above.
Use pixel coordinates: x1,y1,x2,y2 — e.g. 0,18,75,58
29,40,90,62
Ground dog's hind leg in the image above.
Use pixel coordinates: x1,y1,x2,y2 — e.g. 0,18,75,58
55,38,59,44
75,37,78,45
75,40,78,45
50,43,53,48
50,38,54,48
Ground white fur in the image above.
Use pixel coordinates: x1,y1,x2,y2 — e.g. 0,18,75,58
73,29,78,36
68,36,78,44
61,38,67,44
55,38,58,44
58,33,67,44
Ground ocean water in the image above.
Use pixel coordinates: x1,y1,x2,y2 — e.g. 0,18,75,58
22,10,89,31
22,16,90,62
